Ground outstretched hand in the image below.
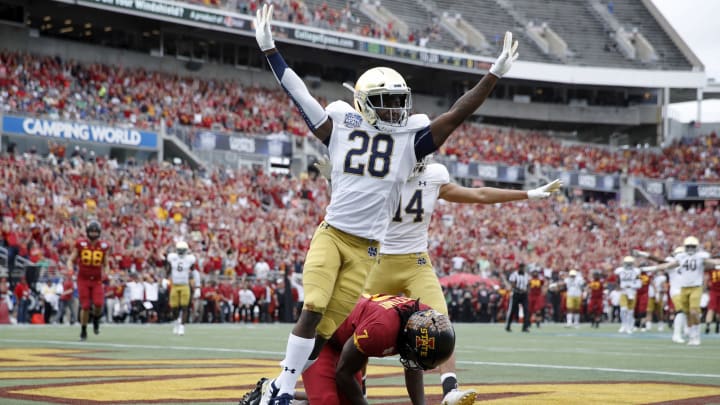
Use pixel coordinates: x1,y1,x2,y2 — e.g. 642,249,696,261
255,3,275,51
527,179,563,200
489,31,519,78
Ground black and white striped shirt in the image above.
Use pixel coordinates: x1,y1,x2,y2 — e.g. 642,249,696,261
509,271,529,292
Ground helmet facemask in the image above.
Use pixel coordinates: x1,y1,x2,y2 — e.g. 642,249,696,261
352,67,412,131
409,154,431,179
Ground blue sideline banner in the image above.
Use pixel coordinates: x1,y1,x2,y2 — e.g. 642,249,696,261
436,158,525,183
545,170,619,192
668,182,720,200
2,115,158,149
192,130,292,157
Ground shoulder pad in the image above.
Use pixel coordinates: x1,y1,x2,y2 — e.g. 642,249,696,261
425,163,450,185
407,113,431,129
326,100,354,115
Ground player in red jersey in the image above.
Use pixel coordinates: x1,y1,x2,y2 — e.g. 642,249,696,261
239,294,455,405
66,220,110,341
528,270,545,328
586,271,605,328
705,266,720,334
633,272,651,331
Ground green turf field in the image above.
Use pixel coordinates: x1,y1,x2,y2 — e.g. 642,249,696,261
1,322,719,404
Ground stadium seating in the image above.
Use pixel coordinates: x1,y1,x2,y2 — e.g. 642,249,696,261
175,0,691,70
0,51,308,136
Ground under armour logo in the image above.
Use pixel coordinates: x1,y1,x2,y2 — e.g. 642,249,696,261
284,366,297,374
418,181,427,187
368,246,378,257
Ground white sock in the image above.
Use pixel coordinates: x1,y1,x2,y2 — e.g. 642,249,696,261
276,333,315,396
573,313,580,325
566,313,572,325
624,310,633,331
673,313,684,337
690,325,699,340
440,372,457,385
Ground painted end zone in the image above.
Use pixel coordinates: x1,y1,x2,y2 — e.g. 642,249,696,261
0,349,719,404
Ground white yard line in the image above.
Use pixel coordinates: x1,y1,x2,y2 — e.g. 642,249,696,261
2,338,719,379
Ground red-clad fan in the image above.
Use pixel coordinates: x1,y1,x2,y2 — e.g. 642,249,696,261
528,270,545,328
634,272,652,330
586,271,605,328
66,220,110,341
705,266,720,334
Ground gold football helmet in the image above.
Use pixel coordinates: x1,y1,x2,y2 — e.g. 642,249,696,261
683,236,699,254
176,241,189,256
353,67,412,129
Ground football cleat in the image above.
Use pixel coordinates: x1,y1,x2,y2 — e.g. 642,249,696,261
687,337,701,346
172,324,179,335
93,316,100,335
268,393,293,405
259,378,279,405
441,389,477,405
672,336,685,344
80,327,87,341
239,377,267,405
178,325,185,336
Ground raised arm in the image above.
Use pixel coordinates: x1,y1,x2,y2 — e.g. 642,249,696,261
428,32,518,148
439,179,562,204
704,258,720,270
641,260,678,273
632,250,670,264
255,4,333,141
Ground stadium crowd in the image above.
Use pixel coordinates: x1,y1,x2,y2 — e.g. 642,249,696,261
0,51,312,136
2,50,718,181
1,144,718,326
440,125,720,181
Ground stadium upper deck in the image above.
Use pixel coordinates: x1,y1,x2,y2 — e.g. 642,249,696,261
183,0,696,70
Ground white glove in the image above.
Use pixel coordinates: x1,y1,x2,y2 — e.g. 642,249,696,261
313,156,332,179
255,3,275,51
489,31,519,78
527,179,563,200
632,249,650,258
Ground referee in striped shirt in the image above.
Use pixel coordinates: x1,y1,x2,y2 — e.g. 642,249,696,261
505,263,531,332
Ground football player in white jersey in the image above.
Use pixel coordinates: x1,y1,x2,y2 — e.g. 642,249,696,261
634,246,687,342
614,256,642,334
639,237,720,345
360,159,561,405
562,270,585,328
249,5,520,404
165,241,199,336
